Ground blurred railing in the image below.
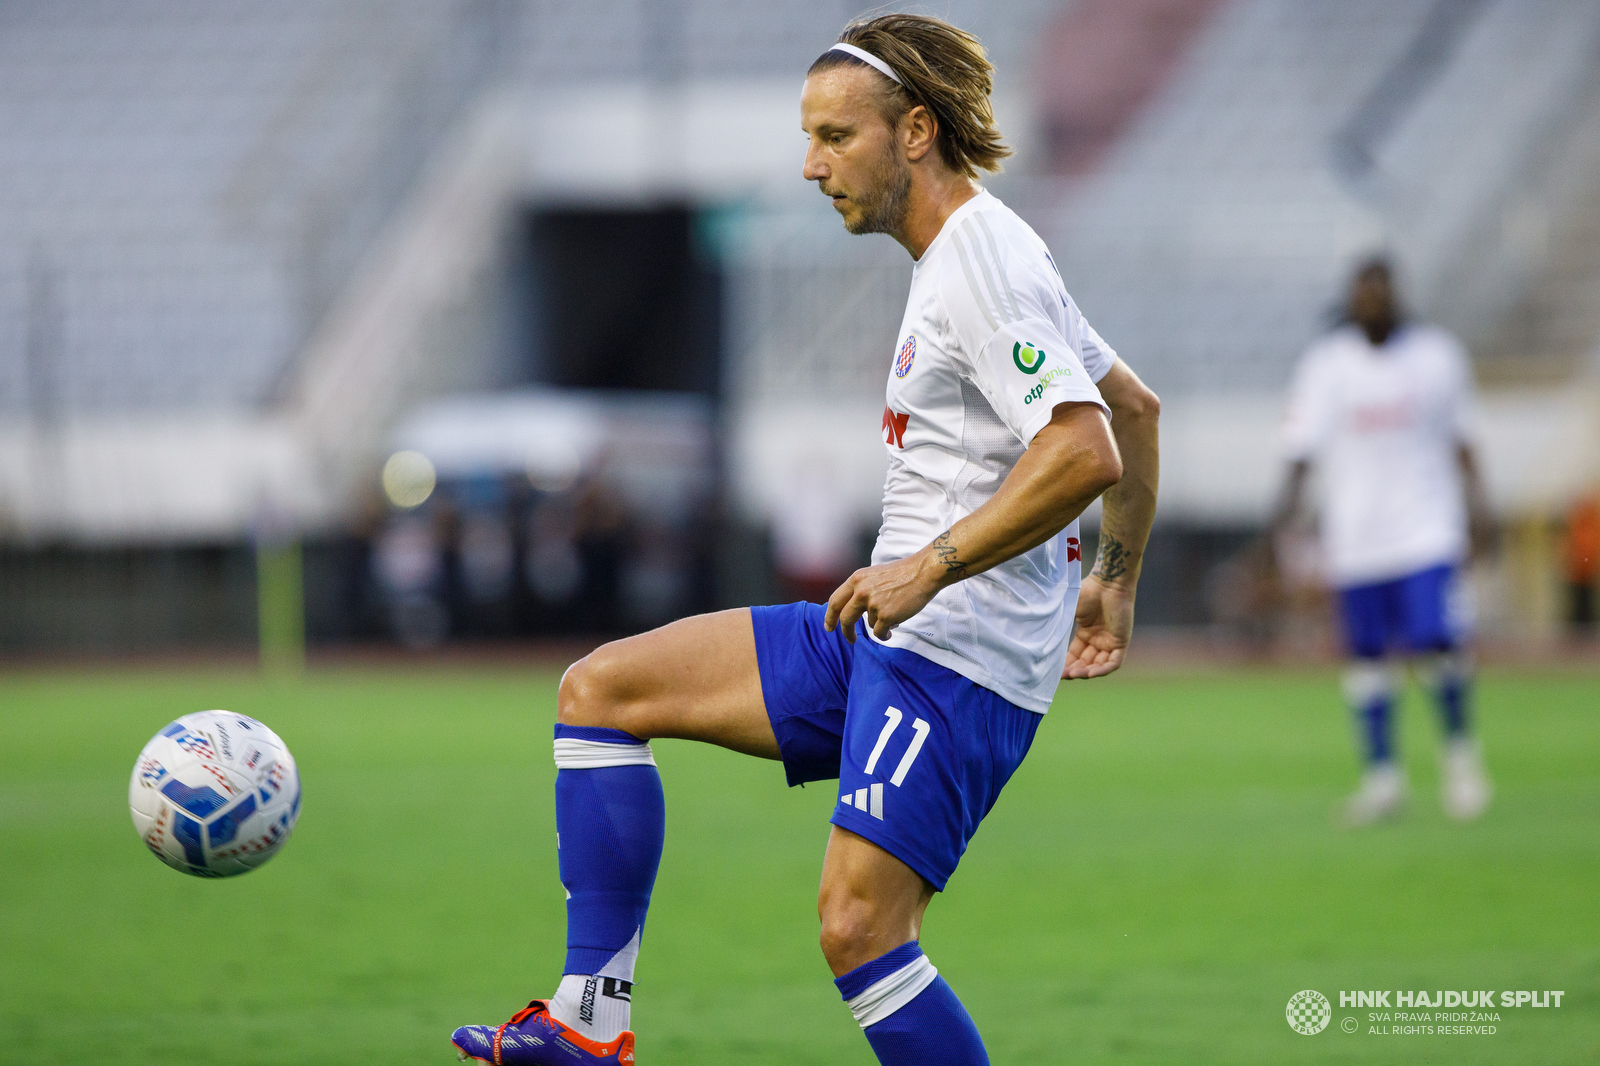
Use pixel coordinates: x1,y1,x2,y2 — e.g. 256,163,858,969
221,0,516,402
1331,0,1491,185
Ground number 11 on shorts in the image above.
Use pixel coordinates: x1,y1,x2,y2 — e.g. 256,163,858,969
863,706,931,786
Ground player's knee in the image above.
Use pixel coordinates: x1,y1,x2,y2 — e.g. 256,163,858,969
817,905,871,973
1417,649,1469,688
1343,660,1398,706
817,894,893,974
556,648,629,729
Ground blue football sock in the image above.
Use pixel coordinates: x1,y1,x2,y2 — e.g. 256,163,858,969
1358,698,1394,764
1344,663,1397,765
1424,653,1471,737
836,942,988,1066
552,725,665,978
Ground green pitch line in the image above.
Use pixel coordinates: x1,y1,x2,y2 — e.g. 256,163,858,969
0,664,1595,1065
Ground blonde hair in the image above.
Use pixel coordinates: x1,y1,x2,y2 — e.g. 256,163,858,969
809,13,1012,178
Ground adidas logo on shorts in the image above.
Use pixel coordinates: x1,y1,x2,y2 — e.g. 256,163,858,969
839,783,884,819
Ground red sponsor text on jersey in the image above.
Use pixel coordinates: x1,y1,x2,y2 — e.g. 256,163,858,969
1351,398,1419,432
882,406,909,449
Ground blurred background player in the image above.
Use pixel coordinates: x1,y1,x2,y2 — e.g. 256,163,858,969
1272,257,1494,826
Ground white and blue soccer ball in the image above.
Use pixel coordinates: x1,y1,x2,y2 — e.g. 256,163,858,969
129,710,301,878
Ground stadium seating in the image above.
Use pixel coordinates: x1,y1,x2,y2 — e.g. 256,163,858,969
1033,0,1600,396
0,0,501,419
0,0,1068,423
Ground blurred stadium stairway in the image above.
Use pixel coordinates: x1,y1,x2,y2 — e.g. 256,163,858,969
1467,72,1600,382
0,0,502,417
0,0,510,540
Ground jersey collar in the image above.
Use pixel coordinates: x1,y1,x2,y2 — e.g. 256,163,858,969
914,188,995,265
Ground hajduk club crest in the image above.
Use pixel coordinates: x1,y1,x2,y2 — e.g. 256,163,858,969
894,335,916,377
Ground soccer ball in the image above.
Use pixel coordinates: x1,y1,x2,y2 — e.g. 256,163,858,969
129,710,301,878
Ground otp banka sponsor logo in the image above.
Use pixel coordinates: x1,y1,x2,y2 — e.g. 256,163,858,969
882,406,909,448
1012,341,1046,373
1022,367,1072,405
1014,341,1071,405
894,335,916,378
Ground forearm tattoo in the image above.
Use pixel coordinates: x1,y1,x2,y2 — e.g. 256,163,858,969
1092,532,1132,581
932,529,968,581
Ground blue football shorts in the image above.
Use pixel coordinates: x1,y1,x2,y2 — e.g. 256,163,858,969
750,601,1042,891
1338,563,1466,659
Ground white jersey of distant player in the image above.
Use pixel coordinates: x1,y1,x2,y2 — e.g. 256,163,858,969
873,189,1114,713
1282,322,1475,586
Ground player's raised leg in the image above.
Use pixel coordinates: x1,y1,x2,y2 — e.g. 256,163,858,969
452,609,775,1065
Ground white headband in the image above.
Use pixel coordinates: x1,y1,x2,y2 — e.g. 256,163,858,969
828,42,903,85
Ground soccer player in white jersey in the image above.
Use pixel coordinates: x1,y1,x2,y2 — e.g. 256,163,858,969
1273,257,1493,827
450,14,1160,1066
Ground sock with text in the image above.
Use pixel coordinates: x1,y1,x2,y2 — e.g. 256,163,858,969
548,724,665,1042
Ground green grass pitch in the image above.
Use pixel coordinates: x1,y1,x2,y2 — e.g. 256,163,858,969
1,662,1596,1064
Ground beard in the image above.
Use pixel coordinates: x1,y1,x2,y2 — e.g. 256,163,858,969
840,145,912,236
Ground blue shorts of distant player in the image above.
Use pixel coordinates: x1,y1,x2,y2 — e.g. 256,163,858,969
1338,563,1466,659
751,601,1041,891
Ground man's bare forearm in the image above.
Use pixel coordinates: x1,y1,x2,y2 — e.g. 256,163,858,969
1270,459,1311,533
1456,442,1490,520
1456,441,1495,559
1089,360,1159,589
916,402,1122,589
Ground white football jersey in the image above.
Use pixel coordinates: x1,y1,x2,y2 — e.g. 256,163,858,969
1282,323,1475,586
871,190,1114,713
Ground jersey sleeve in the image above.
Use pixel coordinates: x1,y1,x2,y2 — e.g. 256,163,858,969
966,317,1109,447
1281,348,1330,461
939,235,1109,446
1068,296,1118,384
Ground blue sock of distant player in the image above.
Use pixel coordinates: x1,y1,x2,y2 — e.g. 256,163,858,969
547,724,665,1042
1421,652,1470,736
836,942,989,1066
1344,661,1397,764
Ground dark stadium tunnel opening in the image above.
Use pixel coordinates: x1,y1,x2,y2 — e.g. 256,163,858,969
513,205,724,399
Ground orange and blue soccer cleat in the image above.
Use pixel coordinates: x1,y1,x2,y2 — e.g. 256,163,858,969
452,1001,635,1065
